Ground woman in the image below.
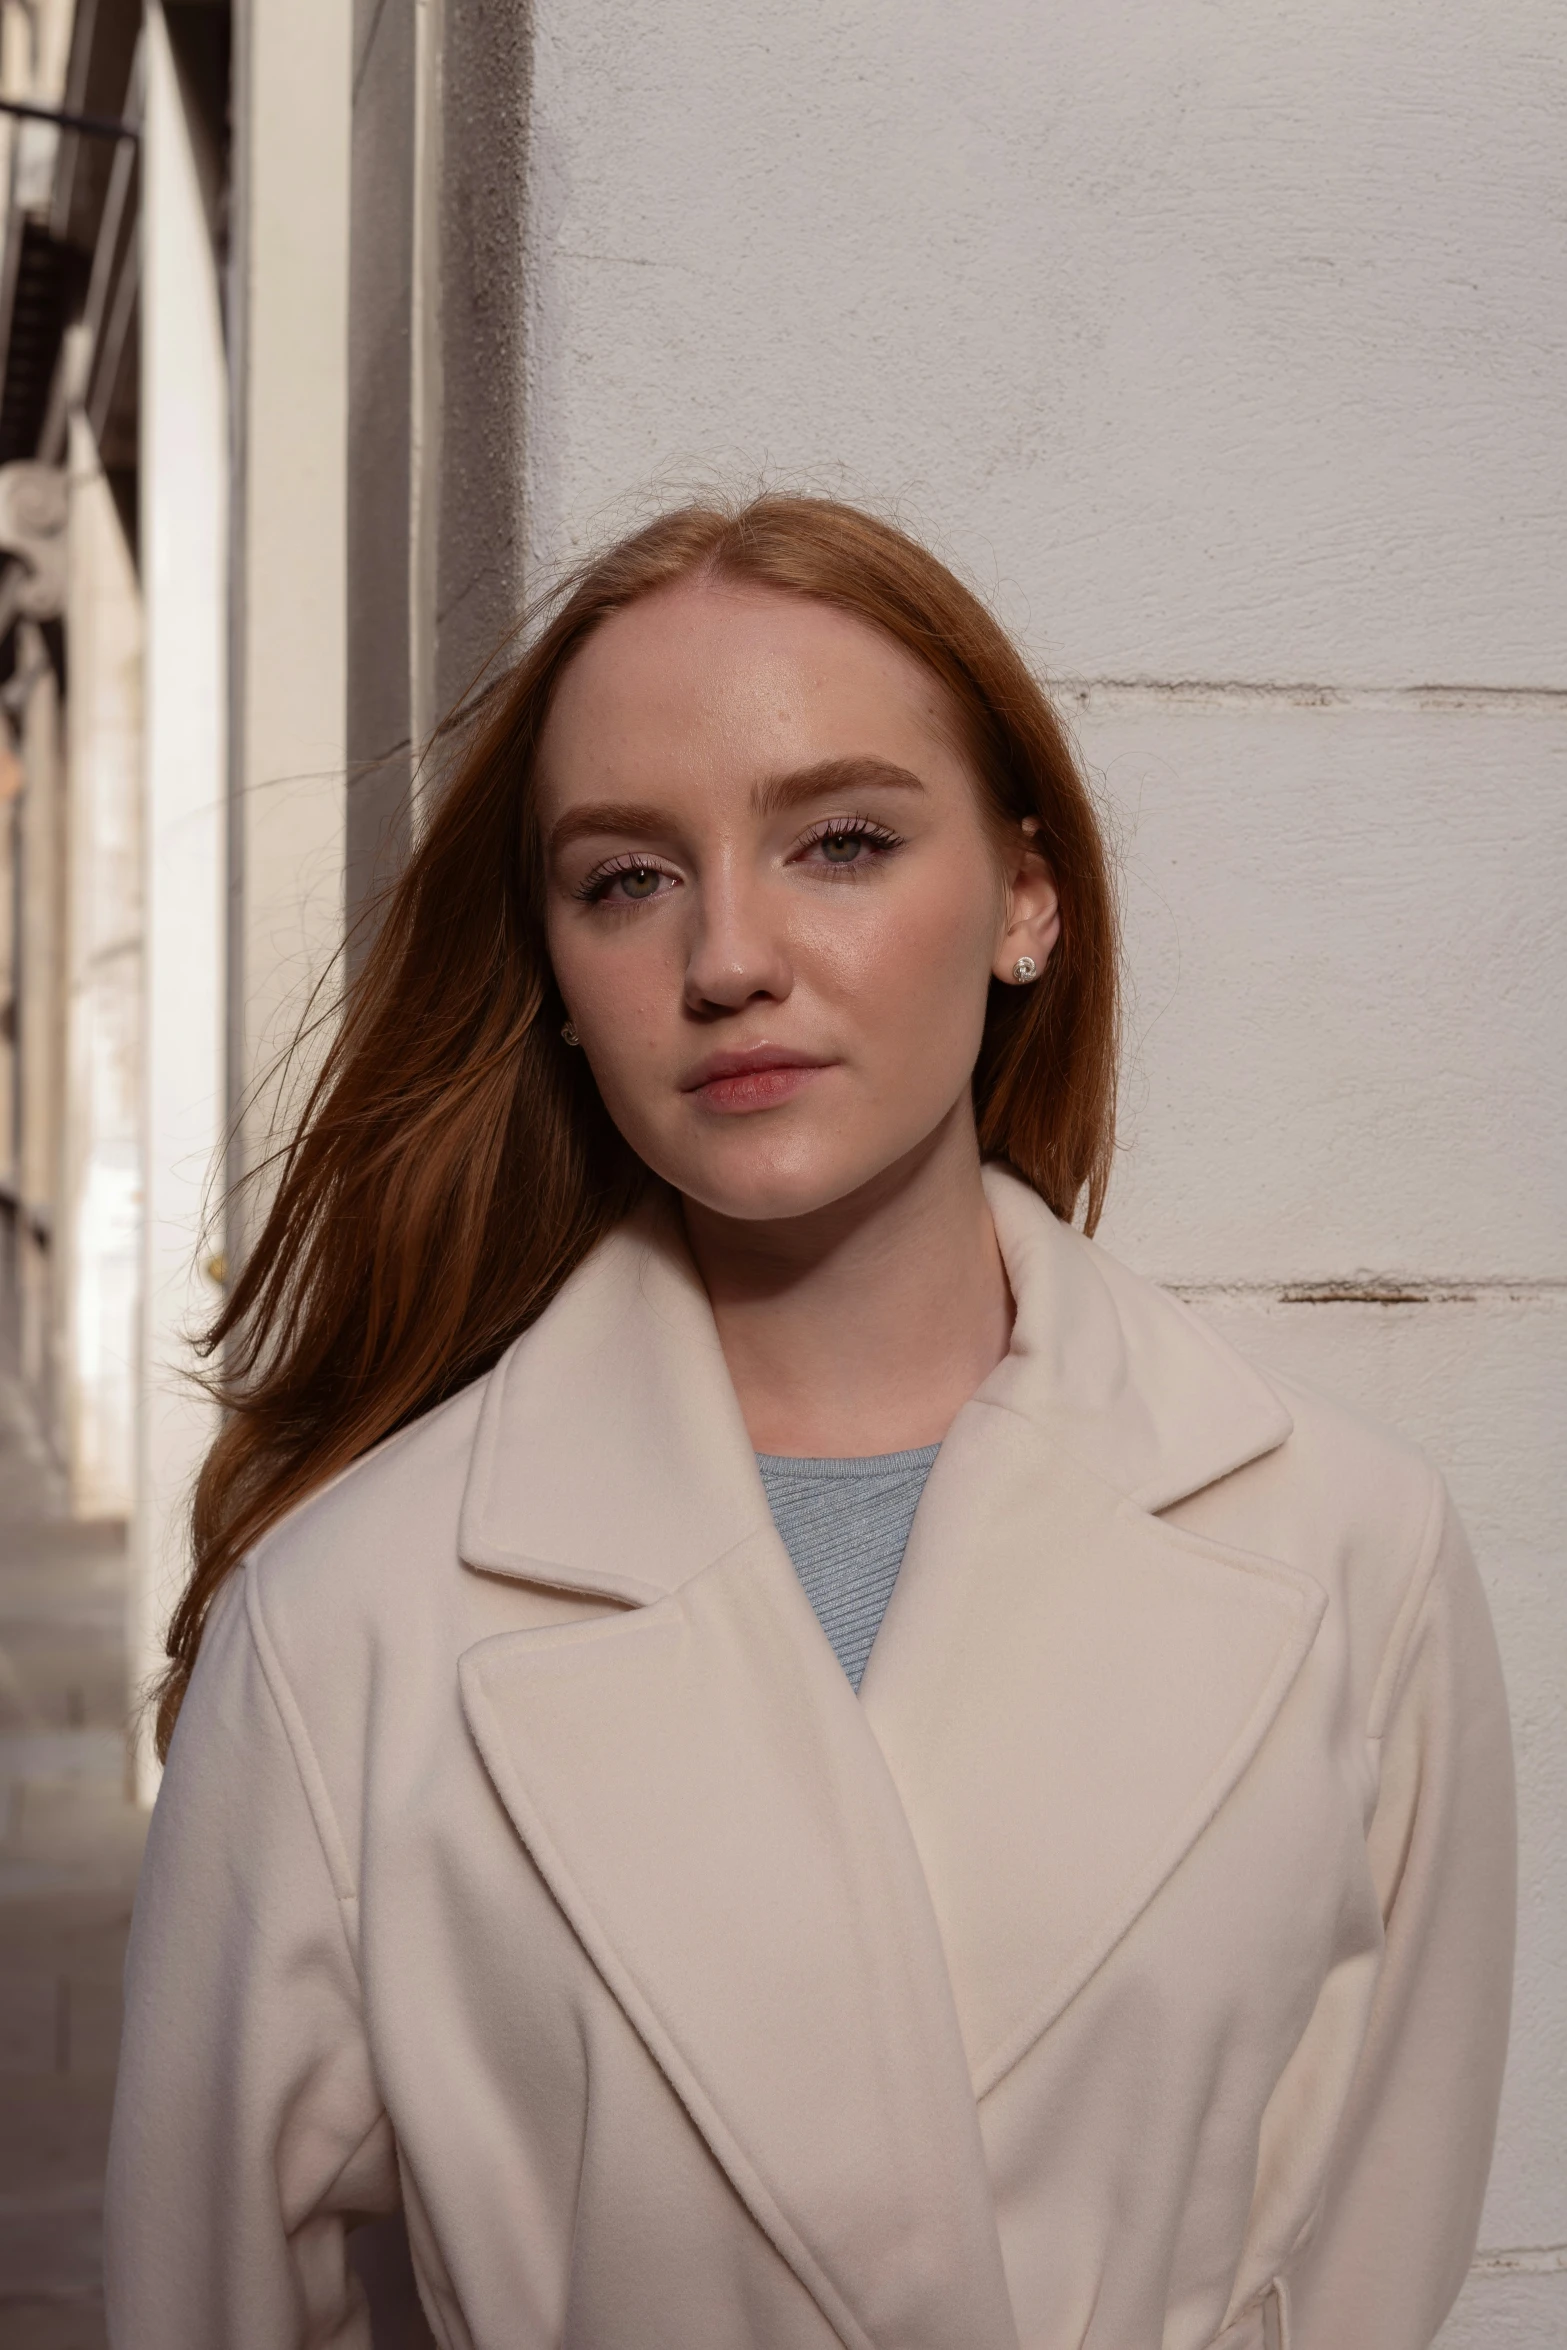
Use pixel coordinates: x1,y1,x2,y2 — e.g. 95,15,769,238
106,497,1514,2350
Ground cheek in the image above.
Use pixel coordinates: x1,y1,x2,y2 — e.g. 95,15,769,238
546,910,691,1148
547,908,677,1034
796,850,1001,1043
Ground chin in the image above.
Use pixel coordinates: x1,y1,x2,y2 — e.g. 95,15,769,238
658,1137,878,1226
675,1170,860,1225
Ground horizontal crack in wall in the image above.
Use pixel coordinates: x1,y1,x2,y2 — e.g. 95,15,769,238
1471,2243,1567,2275
1052,677,1567,715
1168,1278,1566,1307
1278,1281,1470,1307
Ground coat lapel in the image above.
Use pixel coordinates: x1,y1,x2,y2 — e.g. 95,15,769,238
862,1172,1323,2093
454,1175,1322,2330
457,1201,1019,2350
461,1537,1019,2350
860,1403,1325,2095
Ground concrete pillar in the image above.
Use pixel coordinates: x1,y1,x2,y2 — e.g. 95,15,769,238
0,463,69,1442
427,0,527,723
133,0,228,1797
346,0,417,925
59,399,142,1520
0,717,17,1198
226,0,351,1252
346,0,524,934
11,622,63,1423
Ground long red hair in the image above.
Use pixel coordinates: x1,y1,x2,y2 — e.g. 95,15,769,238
157,495,1119,1755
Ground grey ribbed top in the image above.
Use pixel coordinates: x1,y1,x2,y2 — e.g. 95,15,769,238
756,1445,940,1693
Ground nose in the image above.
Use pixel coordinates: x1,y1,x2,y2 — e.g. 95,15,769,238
682,867,793,1018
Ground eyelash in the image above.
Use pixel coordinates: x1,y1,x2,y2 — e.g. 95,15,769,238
574,854,678,906
574,816,905,905
794,815,904,869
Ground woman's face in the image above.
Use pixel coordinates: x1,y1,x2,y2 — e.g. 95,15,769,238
538,578,1059,1223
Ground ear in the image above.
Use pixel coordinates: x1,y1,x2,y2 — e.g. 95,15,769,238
992,818,1061,984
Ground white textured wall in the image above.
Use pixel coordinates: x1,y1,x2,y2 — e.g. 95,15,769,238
523,2,1566,2334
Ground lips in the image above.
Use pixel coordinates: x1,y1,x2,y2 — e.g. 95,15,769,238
679,1045,832,1112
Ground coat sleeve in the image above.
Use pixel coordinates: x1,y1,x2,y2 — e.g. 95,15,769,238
1281,1483,1516,2350
105,1572,397,2348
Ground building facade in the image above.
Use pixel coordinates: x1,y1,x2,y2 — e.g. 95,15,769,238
0,4,1559,2339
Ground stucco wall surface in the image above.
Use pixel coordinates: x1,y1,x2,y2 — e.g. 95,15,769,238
525,0,1564,687
521,1,1566,2333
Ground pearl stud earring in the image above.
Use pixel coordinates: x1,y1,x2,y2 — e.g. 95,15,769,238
1011,956,1039,983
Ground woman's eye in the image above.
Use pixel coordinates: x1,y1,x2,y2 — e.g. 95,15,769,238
798,820,900,872
581,861,674,904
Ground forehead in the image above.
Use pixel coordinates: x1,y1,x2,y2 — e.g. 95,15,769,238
536,577,970,808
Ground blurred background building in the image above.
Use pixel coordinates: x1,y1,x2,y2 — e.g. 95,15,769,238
0,1,1560,2340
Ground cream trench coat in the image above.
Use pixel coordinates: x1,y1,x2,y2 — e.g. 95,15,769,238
105,1169,1515,2350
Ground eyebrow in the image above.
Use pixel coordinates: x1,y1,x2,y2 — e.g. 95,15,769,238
751,756,927,819
546,757,927,857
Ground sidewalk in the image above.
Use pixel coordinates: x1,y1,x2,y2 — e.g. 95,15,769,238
0,1319,146,2346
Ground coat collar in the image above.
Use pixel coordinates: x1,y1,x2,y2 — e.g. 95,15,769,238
974,1165,1293,1510
456,1164,1292,1597
456,1169,1320,2345
456,1187,763,1605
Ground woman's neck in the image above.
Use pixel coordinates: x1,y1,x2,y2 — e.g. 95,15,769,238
680,1110,1014,1457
